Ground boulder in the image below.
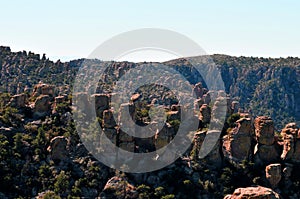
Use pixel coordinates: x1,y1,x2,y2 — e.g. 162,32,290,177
224,186,281,199
211,97,227,121
265,164,282,188
52,96,66,113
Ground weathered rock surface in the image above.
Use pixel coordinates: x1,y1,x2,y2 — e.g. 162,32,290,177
33,95,51,118
254,116,280,165
47,136,69,164
265,163,282,189
32,83,54,97
99,176,138,199
280,123,300,163
191,130,222,168
255,116,275,145
199,104,211,124
93,93,110,118
224,186,281,199
223,117,253,163
8,93,26,108
193,82,205,99
254,144,280,166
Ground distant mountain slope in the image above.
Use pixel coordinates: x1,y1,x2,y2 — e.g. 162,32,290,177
212,54,300,129
0,46,299,128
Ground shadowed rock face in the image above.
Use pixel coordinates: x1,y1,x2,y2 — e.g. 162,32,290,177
199,104,211,125
192,130,222,168
280,123,300,163
8,93,26,108
93,93,110,118
33,95,51,118
47,136,69,164
265,164,282,189
224,186,281,199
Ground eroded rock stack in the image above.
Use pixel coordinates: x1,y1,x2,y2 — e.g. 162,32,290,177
199,104,211,125
222,117,253,164
93,94,110,118
192,130,222,168
47,136,69,164
33,95,51,118
280,123,300,163
254,116,280,166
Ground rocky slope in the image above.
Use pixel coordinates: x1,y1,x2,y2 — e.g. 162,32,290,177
1,46,299,129
1,46,300,198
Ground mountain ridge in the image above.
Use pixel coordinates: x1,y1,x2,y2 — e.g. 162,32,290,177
1,46,299,129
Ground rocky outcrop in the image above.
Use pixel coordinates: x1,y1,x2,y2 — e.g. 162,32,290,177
265,163,282,189
280,123,300,163
231,101,239,114
255,116,275,145
47,136,69,164
33,95,51,118
211,97,227,121
52,95,67,113
191,130,222,168
93,93,110,118
223,117,253,164
155,124,175,150
254,116,280,165
8,93,26,108
283,163,293,189
99,176,138,198
199,104,211,125
193,82,206,99
32,83,55,98
224,186,281,199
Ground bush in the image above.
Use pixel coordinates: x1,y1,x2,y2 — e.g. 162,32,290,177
54,171,70,195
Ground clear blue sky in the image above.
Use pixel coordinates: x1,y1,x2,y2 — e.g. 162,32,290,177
1,0,299,61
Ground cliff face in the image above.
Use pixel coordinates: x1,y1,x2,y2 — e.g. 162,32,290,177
0,47,299,128
213,54,300,129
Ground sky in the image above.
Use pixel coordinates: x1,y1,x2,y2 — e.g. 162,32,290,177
0,0,299,61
